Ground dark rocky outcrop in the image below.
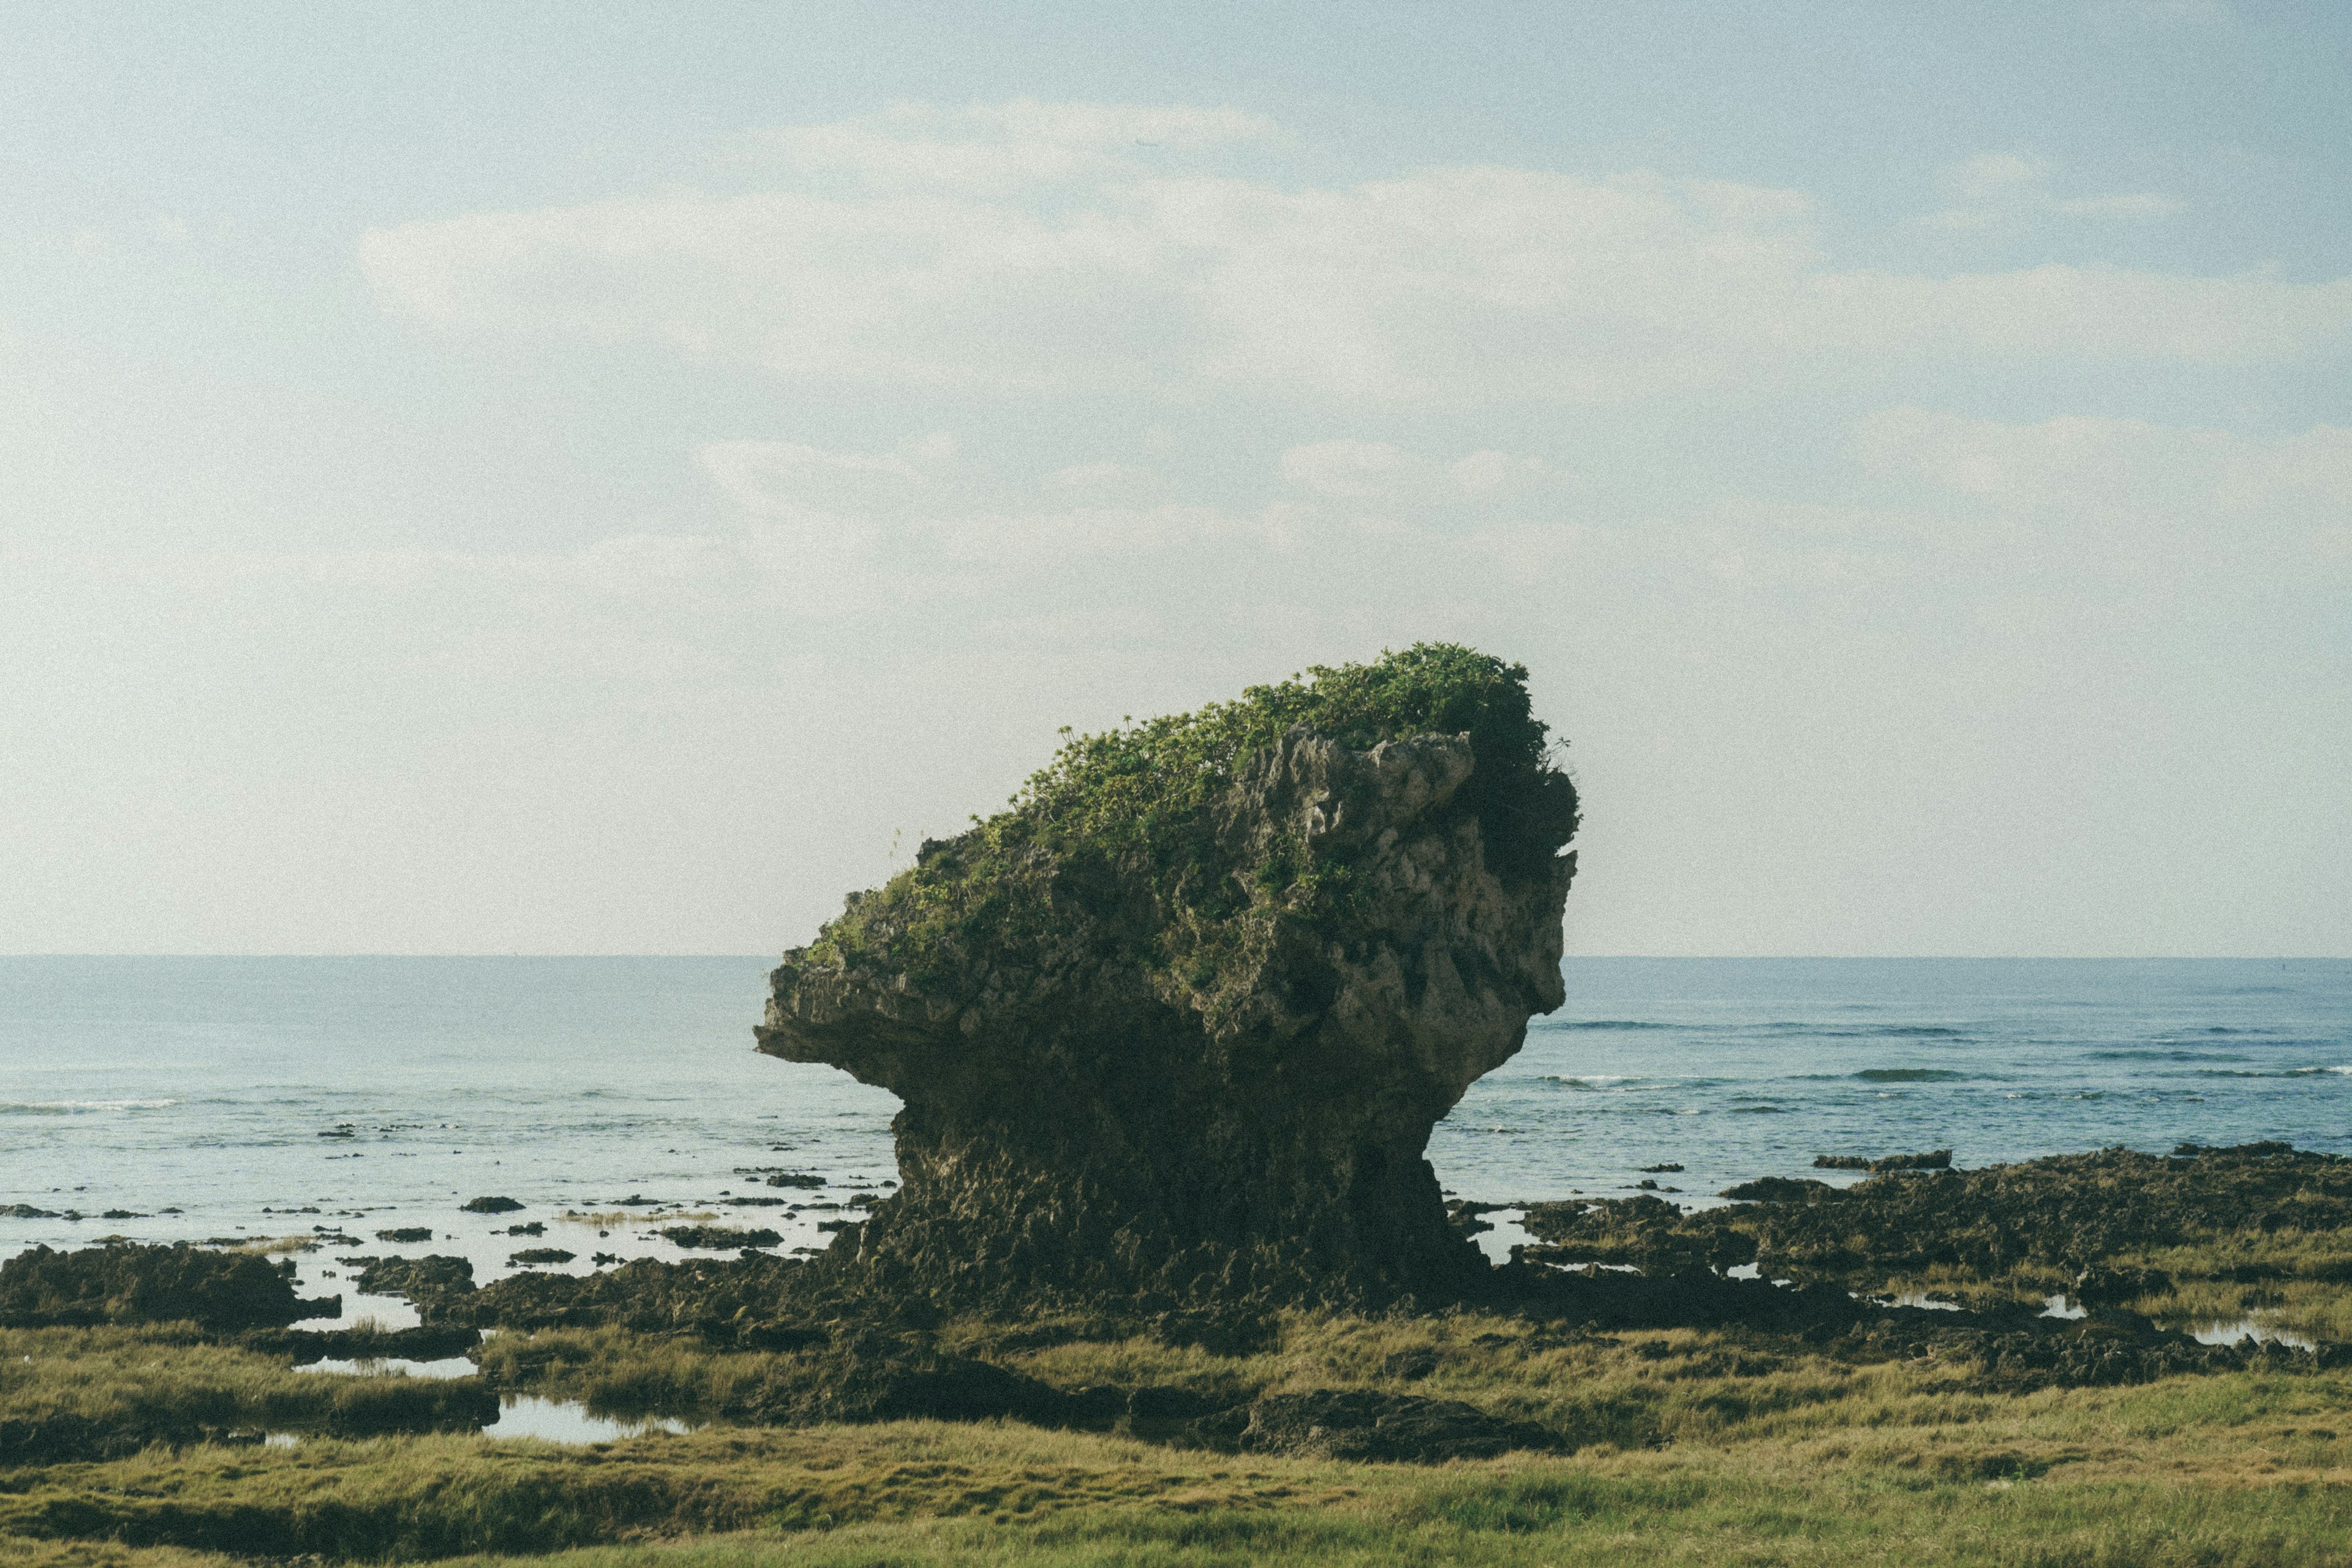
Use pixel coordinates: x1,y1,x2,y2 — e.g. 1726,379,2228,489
1523,1144,2352,1290
1814,1149,1952,1172
423,1254,811,1335
339,1254,476,1304
0,1244,334,1333
757,646,1580,1313
1836,1306,2350,1389
459,1196,524,1214
734,1329,1077,1426
663,1224,782,1251
1232,1389,1558,1461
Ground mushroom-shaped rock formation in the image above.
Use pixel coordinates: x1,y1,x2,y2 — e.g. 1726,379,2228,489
758,644,1580,1310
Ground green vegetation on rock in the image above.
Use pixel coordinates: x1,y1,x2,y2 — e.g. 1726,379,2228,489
797,643,1577,1001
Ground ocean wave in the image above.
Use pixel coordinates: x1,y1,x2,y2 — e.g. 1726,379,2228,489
2089,1049,2244,1062
1853,1069,1968,1084
1543,1020,1675,1031
2195,1066,2351,1079
1754,1022,1968,1039
1540,1074,1660,1091
0,1097,179,1115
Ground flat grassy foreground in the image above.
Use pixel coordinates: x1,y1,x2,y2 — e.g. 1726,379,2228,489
4,1317,2348,1567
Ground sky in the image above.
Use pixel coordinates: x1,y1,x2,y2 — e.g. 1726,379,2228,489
2,1,2346,957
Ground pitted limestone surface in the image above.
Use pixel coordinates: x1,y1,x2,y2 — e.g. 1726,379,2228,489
758,650,1578,1311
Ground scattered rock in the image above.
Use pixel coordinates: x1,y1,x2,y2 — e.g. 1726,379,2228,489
1531,1145,2352,1296
375,1227,434,1243
339,1254,475,1303
663,1224,782,1251
459,1196,524,1214
1719,1177,1836,1203
423,1255,804,1332
505,1222,546,1236
1839,1307,2348,1390
1638,1164,1684,1174
1815,1150,1953,1172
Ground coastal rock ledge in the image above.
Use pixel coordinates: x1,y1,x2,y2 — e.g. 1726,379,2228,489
758,646,1579,1311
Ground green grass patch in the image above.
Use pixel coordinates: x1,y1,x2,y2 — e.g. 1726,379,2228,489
0,1325,494,1463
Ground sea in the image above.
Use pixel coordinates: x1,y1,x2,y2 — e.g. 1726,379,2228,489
6,956,2350,1310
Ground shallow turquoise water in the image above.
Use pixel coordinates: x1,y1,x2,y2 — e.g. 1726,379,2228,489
3,957,2346,1281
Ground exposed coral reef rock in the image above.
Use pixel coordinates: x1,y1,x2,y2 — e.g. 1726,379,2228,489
760,646,1578,1310
0,1243,334,1333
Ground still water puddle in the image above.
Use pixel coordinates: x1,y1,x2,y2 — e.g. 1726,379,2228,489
293,1354,475,1379
1882,1291,1964,1311
1471,1208,1536,1264
2188,1317,2317,1351
276,1355,695,1444
482,1396,691,1443
266,1395,692,1449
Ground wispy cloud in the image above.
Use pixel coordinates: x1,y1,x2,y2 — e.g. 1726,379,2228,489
1921,151,2186,230
358,103,2336,408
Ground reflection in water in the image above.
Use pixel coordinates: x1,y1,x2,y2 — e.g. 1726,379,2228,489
293,1355,475,1379
1471,1208,1536,1264
483,1395,692,1444
1883,1291,1963,1311
2189,1317,2318,1351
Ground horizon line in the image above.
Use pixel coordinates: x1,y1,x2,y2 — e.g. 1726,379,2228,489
3,952,2346,963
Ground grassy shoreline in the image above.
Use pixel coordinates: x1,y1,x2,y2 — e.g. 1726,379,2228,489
5,1308,2349,1565
9,1144,2352,1564
2,1364,2348,1566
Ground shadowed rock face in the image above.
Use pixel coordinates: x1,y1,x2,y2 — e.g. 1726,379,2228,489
760,669,1577,1311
